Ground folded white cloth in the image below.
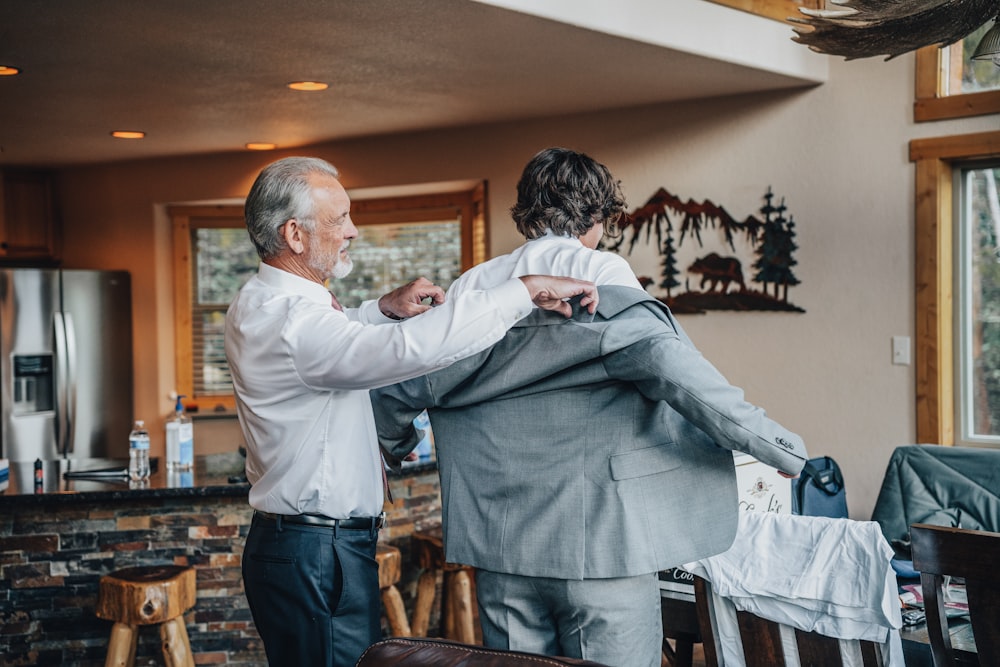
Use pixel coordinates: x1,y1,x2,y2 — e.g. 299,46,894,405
684,511,904,667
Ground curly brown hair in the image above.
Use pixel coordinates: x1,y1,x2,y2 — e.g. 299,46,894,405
510,147,626,241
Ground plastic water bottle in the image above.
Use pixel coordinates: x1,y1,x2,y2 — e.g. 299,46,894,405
129,420,150,481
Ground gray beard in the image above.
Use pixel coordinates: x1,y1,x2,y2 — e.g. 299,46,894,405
309,250,353,281
331,254,353,279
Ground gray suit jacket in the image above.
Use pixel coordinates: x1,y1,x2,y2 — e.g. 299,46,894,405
372,286,807,579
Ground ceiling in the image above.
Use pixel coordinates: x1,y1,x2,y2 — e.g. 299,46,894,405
0,0,828,168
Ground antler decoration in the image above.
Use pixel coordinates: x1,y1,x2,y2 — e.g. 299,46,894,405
790,0,1000,60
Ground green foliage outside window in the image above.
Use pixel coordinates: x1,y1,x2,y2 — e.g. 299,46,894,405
966,166,1000,440
194,228,259,394
961,26,1000,94
333,221,461,307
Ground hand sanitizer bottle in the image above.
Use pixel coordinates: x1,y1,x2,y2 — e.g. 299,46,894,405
165,401,180,471
166,396,194,471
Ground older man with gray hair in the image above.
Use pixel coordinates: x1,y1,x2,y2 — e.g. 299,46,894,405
225,155,599,667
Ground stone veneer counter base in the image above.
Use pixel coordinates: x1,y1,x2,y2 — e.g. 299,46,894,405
0,453,442,666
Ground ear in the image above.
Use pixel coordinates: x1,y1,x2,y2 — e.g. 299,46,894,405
282,219,306,255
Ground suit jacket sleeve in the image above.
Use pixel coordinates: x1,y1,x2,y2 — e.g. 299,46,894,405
370,376,435,462
602,323,808,475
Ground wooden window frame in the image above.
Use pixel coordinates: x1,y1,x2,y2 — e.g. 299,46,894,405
169,185,488,411
169,205,245,412
910,130,1000,444
914,46,1000,122
705,0,820,23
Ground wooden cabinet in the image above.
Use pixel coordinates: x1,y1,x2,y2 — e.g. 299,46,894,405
0,170,61,265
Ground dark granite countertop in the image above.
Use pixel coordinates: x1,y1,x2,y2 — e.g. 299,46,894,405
0,452,250,506
0,452,437,506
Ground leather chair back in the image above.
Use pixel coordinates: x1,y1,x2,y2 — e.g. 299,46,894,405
356,638,611,666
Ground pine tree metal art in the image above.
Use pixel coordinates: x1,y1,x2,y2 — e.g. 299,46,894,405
611,187,804,313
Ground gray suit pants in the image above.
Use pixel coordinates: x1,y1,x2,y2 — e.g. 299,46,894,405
475,569,662,667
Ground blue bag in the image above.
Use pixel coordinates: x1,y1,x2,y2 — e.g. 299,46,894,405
792,456,848,518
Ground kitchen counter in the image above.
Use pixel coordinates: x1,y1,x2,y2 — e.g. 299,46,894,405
0,452,441,666
0,452,249,504
0,452,437,505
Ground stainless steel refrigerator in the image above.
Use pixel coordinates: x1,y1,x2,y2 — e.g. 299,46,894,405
0,268,133,462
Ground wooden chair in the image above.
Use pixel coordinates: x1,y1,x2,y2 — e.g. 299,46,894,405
692,576,885,667
910,523,1000,666
411,526,479,644
660,587,703,667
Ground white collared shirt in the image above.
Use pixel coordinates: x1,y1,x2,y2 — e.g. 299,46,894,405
225,263,533,518
685,512,904,666
447,231,642,296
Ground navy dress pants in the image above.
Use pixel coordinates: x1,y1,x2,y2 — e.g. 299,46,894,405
242,512,381,667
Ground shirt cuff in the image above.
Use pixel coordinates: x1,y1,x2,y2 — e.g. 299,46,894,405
492,277,535,323
355,299,396,324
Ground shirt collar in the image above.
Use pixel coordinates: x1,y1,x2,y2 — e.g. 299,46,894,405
257,263,333,306
538,229,578,242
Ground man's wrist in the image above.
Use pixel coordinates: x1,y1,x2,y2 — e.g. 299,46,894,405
381,309,404,321
378,298,404,320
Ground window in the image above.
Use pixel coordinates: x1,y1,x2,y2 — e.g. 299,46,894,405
914,36,1000,122
170,207,256,411
910,130,1000,445
334,220,462,306
955,162,1000,445
169,184,488,411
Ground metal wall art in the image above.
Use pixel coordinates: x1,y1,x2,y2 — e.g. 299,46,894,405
608,187,805,313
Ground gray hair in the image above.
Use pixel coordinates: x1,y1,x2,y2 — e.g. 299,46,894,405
244,156,340,259
510,147,626,241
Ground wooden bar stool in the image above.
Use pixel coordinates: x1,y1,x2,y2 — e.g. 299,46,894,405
410,526,479,644
376,543,411,637
95,565,196,667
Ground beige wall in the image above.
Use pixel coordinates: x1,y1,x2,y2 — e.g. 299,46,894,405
55,52,998,518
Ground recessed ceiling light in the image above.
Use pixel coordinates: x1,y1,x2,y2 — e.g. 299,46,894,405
245,142,277,151
0,66,20,76
111,130,146,139
287,81,329,91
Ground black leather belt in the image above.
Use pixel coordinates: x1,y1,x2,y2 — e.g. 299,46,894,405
256,511,385,530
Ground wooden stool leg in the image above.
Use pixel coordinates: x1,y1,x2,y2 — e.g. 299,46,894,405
440,570,455,639
442,571,456,639
411,569,437,637
105,622,137,667
381,583,413,637
127,626,138,667
450,568,476,645
159,616,194,667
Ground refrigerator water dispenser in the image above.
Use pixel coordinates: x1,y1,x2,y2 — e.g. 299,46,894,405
12,354,54,415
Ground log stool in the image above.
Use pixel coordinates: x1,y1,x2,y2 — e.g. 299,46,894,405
376,543,411,637
410,526,479,644
95,565,196,667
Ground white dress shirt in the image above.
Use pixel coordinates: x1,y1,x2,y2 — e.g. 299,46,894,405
684,511,904,666
447,231,643,294
225,263,534,518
